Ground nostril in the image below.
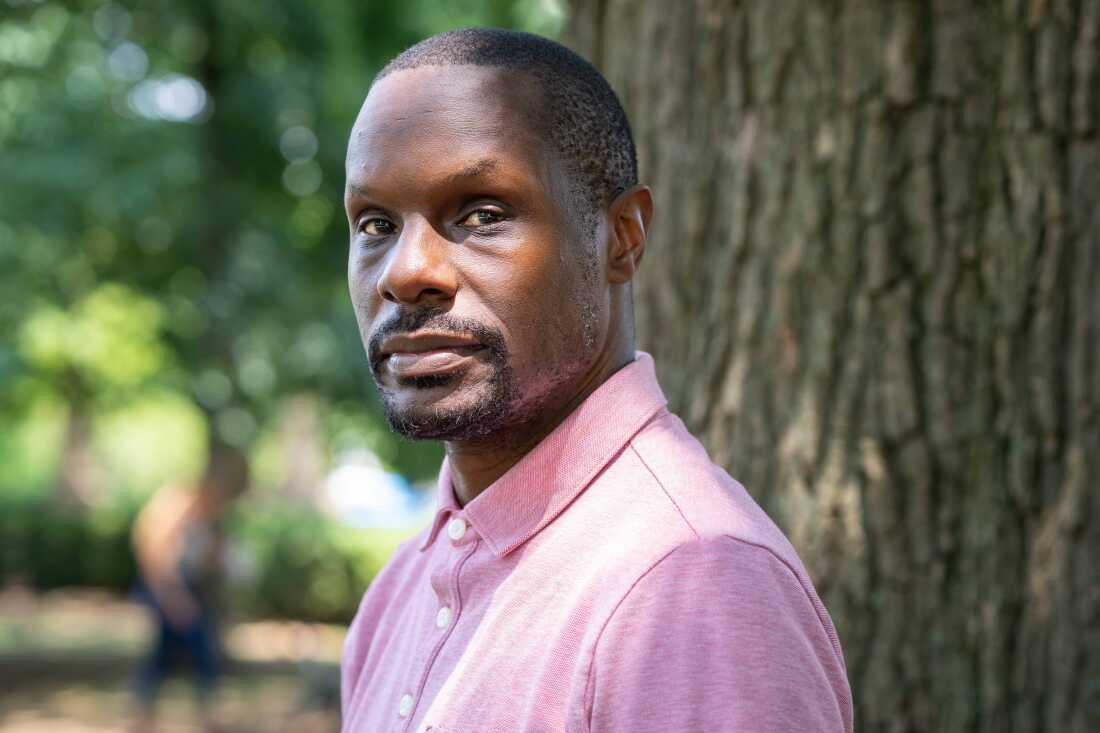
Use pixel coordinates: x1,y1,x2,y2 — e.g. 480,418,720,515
379,285,452,306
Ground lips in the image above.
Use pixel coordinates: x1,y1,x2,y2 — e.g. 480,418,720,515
379,333,484,379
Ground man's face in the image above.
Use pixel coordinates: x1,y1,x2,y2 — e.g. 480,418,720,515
344,65,608,441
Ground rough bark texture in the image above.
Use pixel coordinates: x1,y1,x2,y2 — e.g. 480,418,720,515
568,2,1099,731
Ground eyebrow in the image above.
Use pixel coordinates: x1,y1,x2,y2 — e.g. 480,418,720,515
441,158,500,187
345,158,503,202
345,182,372,199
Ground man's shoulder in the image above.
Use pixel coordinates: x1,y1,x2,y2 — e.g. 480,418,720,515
626,410,798,562
566,408,818,613
605,414,851,710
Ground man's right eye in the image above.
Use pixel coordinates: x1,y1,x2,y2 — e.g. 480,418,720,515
359,217,395,236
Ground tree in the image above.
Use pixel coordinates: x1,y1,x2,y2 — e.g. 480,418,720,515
568,2,1099,731
0,1,566,496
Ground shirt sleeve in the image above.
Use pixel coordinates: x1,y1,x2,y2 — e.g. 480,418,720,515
586,535,852,733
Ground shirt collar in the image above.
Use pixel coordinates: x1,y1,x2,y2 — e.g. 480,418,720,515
419,351,667,557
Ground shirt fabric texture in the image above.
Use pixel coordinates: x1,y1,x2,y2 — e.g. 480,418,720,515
341,352,854,732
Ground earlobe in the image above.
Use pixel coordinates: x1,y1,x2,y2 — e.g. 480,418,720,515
607,185,653,284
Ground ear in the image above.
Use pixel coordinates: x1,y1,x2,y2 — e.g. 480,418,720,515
606,185,653,284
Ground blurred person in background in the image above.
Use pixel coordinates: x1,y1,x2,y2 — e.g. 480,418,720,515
129,445,250,733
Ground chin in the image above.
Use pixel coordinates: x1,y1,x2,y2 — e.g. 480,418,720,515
380,377,514,442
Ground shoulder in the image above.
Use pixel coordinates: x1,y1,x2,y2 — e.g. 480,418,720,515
577,413,853,731
586,535,853,732
576,410,823,613
626,412,846,660
144,484,193,517
605,535,832,647
133,484,194,540
628,411,804,565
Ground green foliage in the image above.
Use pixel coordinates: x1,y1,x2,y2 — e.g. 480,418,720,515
0,494,412,623
231,508,409,624
0,496,140,591
19,283,170,397
0,0,562,468
0,0,564,617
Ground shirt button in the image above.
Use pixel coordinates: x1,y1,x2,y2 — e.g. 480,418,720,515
398,693,414,718
447,517,467,541
436,606,452,629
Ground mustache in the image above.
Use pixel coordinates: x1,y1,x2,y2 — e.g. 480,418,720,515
366,308,508,375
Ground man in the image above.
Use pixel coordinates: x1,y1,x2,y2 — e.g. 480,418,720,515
341,27,853,733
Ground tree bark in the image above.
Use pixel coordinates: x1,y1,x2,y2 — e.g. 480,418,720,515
568,2,1099,731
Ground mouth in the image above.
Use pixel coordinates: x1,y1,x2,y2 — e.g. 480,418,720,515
379,333,485,380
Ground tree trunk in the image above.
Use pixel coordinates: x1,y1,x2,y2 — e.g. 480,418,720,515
54,403,103,507
278,394,327,503
568,2,1099,731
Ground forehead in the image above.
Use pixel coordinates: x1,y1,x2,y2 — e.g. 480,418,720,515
345,65,550,197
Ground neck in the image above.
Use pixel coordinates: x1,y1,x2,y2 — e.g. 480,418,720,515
445,343,634,507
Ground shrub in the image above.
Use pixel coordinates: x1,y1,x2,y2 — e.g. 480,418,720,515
0,495,410,624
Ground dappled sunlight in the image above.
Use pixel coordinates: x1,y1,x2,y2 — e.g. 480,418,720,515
0,588,344,732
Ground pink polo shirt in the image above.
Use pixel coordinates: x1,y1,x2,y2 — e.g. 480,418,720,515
341,352,853,732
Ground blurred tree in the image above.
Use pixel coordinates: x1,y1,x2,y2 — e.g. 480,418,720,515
569,1,1099,731
0,0,565,497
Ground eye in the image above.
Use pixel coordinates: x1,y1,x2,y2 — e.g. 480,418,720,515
358,216,396,237
458,207,506,228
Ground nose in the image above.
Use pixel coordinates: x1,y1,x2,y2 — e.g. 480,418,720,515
376,217,458,307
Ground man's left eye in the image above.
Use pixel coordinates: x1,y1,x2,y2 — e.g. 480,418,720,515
459,209,505,228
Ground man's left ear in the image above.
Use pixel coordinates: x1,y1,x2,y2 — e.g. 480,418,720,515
606,185,653,284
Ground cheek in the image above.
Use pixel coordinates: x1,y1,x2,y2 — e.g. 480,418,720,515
492,256,580,362
348,276,386,347
348,255,381,313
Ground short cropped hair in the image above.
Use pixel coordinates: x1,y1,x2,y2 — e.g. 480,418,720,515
375,28,638,221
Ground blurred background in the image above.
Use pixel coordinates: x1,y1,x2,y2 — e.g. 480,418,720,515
0,0,564,731
2,1,1098,732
